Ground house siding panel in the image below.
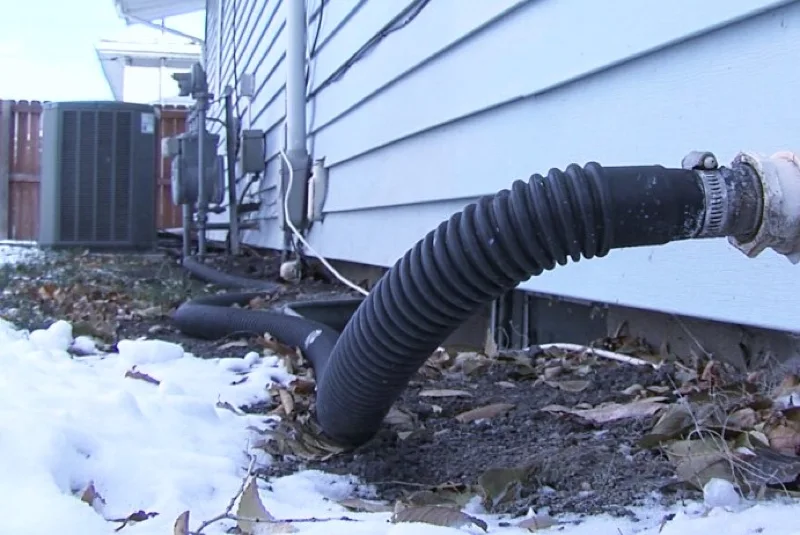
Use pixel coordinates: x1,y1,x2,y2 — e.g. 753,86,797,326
206,0,800,332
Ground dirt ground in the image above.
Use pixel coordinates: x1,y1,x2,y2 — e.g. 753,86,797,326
271,358,687,518
2,243,799,522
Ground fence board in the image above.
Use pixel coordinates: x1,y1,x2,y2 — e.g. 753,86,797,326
157,106,188,230
8,100,42,241
0,101,11,239
0,100,188,241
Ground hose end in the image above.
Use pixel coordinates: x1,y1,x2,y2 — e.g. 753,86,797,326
683,150,763,241
728,151,800,263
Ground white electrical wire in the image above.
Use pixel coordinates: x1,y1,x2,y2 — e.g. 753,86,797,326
278,149,369,297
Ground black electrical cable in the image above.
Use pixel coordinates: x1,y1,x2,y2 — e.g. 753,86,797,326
305,0,325,91
309,0,430,97
231,0,242,129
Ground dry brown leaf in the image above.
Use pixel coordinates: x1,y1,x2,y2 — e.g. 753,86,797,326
278,389,295,416
542,397,667,424
255,421,346,461
133,306,163,319
455,403,515,423
288,378,316,395
124,368,160,385
391,505,487,532
766,424,800,456
337,498,393,513
403,485,476,509
478,467,528,510
384,407,415,428
451,352,492,375
639,404,695,448
542,366,562,379
216,400,241,414
419,389,472,398
111,510,160,531
237,478,276,535
484,328,499,358
259,333,297,358
248,296,268,309
622,384,645,395
727,408,758,430
173,511,190,535
517,514,558,531
218,340,250,350
749,430,771,447
79,481,106,513
664,439,733,489
543,380,591,393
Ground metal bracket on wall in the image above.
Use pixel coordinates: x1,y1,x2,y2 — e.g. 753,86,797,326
491,290,609,351
491,291,531,351
307,158,328,222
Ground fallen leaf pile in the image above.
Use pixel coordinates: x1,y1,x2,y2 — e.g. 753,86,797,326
33,281,161,341
0,251,197,343
248,331,347,461
635,368,800,495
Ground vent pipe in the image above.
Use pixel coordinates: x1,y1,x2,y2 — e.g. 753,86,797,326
283,0,310,232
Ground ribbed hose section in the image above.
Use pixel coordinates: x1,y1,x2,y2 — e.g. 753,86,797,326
182,256,281,291
316,162,707,447
172,292,340,379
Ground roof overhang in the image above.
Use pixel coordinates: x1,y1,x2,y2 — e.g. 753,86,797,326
96,40,202,68
95,40,202,101
114,0,204,23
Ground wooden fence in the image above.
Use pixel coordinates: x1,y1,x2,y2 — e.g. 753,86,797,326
0,100,188,241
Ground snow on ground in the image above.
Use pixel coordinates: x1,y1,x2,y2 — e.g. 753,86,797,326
0,241,41,265
0,317,798,534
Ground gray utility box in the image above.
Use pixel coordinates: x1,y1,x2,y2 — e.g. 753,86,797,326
39,101,158,250
166,131,224,206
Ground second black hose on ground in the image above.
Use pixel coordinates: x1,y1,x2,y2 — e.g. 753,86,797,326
172,292,341,380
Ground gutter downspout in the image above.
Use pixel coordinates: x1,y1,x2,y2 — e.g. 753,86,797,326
283,0,310,233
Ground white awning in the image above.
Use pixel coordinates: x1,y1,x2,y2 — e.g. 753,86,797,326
114,0,204,23
96,40,202,68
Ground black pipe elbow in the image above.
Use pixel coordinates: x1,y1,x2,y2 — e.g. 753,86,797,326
315,161,763,447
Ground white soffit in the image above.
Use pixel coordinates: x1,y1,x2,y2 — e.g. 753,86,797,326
114,0,204,23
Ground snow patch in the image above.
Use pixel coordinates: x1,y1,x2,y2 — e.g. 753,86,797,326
0,318,798,535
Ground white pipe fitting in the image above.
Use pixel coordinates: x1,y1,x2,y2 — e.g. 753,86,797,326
729,151,800,263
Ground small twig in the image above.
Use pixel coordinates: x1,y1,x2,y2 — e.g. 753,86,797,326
671,314,712,359
194,452,257,534
227,514,359,524
370,480,437,488
538,343,662,369
108,511,159,532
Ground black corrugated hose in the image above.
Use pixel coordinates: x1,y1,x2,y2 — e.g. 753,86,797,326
181,256,280,291
176,253,342,372
315,162,761,447
173,292,340,374
173,161,763,449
